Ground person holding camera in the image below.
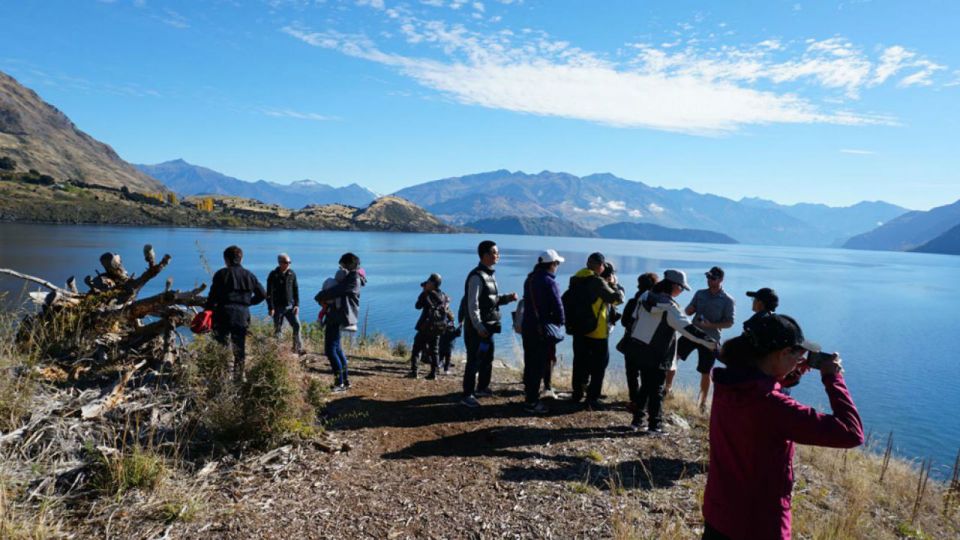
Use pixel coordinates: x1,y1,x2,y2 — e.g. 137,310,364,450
702,314,864,540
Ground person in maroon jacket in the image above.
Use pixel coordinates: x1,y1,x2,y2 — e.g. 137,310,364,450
702,314,864,540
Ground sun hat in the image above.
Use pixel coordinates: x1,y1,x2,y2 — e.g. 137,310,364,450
663,269,691,291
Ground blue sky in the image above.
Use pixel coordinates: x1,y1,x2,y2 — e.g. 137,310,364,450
2,0,958,209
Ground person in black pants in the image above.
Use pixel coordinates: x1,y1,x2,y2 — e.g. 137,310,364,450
206,245,266,382
622,269,716,432
407,273,451,380
620,272,659,411
266,253,303,354
459,240,517,408
520,249,565,414
565,252,624,409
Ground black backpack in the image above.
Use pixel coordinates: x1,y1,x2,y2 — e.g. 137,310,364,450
421,293,451,335
561,282,599,336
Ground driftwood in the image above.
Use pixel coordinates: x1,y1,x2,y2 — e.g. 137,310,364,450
2,244,207,369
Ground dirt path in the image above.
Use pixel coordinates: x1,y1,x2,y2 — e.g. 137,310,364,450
191,353,710,539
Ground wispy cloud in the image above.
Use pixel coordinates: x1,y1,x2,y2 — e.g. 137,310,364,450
262,108,336,121
281,10,947,135
156,8,189,29
840,148,876,155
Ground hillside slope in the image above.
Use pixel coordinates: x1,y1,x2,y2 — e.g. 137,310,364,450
844,198,960,251
0,71,163,192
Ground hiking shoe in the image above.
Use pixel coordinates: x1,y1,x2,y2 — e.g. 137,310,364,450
523,401,548,414
331,384,348,393
475,388,494,398
443,368,451,375
630,421,645,432
648,425,667,435
585,400,604,411
425,372,437,380
541,388,559,400
405,371,418,379
460,395,481,408
570,392,583,403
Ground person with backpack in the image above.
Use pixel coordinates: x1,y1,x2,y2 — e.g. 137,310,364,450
407,273,452,380
702,314,863,539
520,249,566,414
314,252,367,392
563,252,624,409
460,240,518,408
621,269,717,433
619,272,658,412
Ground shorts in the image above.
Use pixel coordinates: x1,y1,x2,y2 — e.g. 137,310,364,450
677,337,717,374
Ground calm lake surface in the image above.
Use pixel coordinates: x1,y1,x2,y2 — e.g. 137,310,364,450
1,223,958,476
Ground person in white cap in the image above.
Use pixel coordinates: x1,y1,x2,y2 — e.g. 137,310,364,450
519,249,566,413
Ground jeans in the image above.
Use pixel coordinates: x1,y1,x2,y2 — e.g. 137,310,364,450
272,306,302,352
522,332,548,404
462,326,494,398
410,330,440,375
214,323,247,378
324,321,349,386
571,335,609,402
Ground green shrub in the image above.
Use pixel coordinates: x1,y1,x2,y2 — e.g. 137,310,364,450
90,445,166,498
392,340,409,358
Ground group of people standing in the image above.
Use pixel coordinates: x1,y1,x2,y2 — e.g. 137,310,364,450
202,240,864,540
203,246,365,392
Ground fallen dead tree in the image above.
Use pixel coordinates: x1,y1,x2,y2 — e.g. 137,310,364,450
4,244,206,381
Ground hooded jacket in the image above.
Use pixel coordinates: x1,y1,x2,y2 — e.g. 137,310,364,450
703,367,864,539
567,268,624,339
315,269,368,327
626,290,714,369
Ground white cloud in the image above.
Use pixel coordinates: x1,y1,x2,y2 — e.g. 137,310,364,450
840,148,876,155
357,0,385,9
647,203,665,213
157,9,189,29
283,18,947,135
262,108,336,121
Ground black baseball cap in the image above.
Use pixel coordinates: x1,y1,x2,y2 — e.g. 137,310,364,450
705,266,725,280
420,273,442,287
742,313,819,353
587,252,606,266
746,288,779,309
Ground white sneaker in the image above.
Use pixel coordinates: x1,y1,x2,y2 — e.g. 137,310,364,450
541,388,559,400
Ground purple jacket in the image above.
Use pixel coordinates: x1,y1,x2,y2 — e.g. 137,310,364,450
521,268,564,335
703,367,864,539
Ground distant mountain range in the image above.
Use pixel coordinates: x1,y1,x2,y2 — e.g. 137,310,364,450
465,216,598,238
595,222,738,244
844,198,960,253
0,71,163,192
136,159,378,209
394,170,909,247
914,222,960,255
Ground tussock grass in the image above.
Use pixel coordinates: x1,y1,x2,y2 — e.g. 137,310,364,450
89,444,166,498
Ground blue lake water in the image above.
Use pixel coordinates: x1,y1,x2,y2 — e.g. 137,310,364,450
1,223,958,477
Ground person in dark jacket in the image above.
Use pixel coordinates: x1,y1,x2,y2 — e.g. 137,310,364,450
702,314,863,540
314,252,367,392
520,249,565,414
266,253,303,355
620,272,659,410
205,245,266,381
438,319,461,375
459,240,518,408
623,269,716,432
407,273,452,380
743,287,778,327
566,252,624,409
